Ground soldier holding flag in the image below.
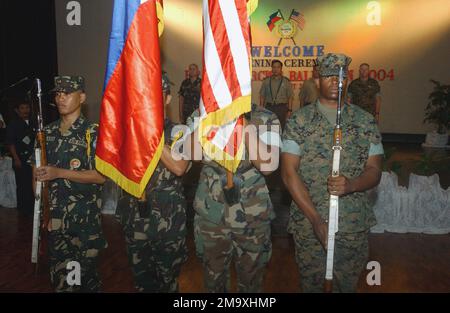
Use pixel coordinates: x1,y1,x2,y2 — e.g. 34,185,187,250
116,73,190,292
186,103,281,292
96,0,190,292
182,0,282,293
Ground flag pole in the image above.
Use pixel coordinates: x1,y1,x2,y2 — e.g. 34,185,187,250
226,171,234,189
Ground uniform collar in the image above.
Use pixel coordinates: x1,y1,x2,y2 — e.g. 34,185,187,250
313,99,351,127
270,75,283,80
189,77,201,83
69,114,87,130
57,114,87,134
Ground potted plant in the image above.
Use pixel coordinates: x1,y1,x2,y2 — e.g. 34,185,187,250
423,79,450,147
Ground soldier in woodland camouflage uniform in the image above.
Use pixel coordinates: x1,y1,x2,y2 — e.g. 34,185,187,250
281,54,384,292
116,73,188,292
178,64,201,123
33,76,107,292
186,104,281,292
347,63,382,122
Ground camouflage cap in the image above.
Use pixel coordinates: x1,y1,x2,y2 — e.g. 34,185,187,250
53,76,85,93
316,53,352,78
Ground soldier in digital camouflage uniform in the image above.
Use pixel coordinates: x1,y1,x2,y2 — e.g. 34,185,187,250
33,76,107,292
116,72,188,292
185,103,281,292
281,53,384,292
347,63,382,122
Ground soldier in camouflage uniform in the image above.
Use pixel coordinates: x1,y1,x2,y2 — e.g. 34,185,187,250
347,63,382,122
116,73,188,292
281,54,384,292
178,64,201,124
298,65,319,107
185,104,281,292
33,76,107,292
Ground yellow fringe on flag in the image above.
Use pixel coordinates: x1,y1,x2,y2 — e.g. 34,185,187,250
156,0,164,36
247,0,258,16
199,127,245,173
95,133,165,197
96,0,166,198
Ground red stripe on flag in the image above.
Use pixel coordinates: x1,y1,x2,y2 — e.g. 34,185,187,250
97,2,163,184
208,1,242,100
201,69,220,114
223,116,243,156
234,0,251,59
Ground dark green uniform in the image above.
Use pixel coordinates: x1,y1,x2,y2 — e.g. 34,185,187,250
178,77,201,123
283,100,382,292
187,105,280,292
43,115,106,292
347,78,381,117
6,117,35,215
116,119,188,292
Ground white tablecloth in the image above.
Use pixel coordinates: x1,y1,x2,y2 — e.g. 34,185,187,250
371,172,450,234
0,157,17,208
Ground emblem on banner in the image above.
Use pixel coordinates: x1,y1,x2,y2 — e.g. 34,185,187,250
266,9,306,46
277,20,297,39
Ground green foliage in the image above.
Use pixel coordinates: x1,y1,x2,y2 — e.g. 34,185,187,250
382,146,402,176
423,80,450,134
382,145,449,179
412,152,450,176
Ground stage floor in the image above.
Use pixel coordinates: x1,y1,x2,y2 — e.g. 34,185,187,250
0,208,449,293
1,142,449,292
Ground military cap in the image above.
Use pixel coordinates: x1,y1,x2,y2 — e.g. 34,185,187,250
53,76,85,93
316,53,352,78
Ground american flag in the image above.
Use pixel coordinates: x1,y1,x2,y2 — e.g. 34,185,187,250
198,0,254,172
290,9,305,30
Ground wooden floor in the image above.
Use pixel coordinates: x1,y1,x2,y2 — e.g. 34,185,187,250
1,143,449,292
0,207,449,293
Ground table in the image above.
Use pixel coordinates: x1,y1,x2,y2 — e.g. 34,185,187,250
371,172,450,234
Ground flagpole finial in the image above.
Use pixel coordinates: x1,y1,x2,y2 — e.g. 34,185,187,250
247,0,258,16
156,0,164,36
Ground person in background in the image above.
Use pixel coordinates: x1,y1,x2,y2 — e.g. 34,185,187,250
6,100,35,215
347,63,382,123
259,59,293,129
298,65,319,108
178,64,201,124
